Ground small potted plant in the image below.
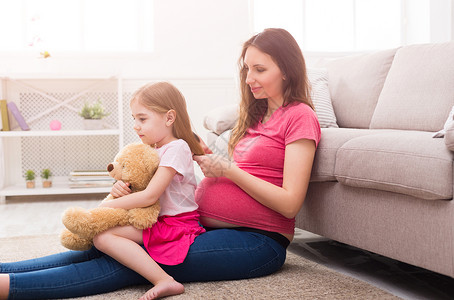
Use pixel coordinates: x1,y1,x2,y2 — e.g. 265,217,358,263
25,169,36,188
78,99,110,130
41,168,52,188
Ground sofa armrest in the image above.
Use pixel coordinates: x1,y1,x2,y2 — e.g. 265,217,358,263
206,131,219,149
445,122,454,151
203,104,238,135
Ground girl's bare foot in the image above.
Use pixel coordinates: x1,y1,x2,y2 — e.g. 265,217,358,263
0,274,10,300
139,277,184,300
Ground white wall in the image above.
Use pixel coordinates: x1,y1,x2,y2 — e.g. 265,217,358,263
2,0,454,78
430,0,453,43
0,0,251,79
403,0,453,45
145,0,251,79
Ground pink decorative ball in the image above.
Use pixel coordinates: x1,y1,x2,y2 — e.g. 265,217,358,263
50,120,62,131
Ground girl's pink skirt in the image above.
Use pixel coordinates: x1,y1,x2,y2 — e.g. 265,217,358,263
142,210,205,265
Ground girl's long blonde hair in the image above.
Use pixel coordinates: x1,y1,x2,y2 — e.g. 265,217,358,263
228,28,314,156
131,81,204,155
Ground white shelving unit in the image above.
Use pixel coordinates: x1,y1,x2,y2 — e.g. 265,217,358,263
0,176,112,197
0,76,124,203
0,129,120,137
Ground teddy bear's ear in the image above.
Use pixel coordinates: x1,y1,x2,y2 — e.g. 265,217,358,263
113,149,123,162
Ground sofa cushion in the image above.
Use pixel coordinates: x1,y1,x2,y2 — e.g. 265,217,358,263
203,104,239,135
370,42,454,131
212,129,231,159
206,131,220,151
334,131,454,200
307,68,338,128
311,128,391,182
326,48,397,129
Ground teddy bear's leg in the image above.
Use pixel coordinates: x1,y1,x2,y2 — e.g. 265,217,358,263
60,228,93,251
62,207,97,239
128,202,161,229
62,206,130,240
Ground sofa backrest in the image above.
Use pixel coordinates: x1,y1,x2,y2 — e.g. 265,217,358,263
325,48,397,128
370,41,454,132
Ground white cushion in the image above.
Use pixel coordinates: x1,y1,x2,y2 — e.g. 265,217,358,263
307,68,338,128
203,104,238,135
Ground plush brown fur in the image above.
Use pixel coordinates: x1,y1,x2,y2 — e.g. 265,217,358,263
60,142,160,251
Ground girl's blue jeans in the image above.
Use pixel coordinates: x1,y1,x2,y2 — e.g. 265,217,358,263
1,229,287,299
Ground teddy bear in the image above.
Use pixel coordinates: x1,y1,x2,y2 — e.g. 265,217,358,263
60,142,161,251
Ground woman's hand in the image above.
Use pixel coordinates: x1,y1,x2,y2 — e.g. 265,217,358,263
110,180,131,198
193,154,234,178
193,132,213,154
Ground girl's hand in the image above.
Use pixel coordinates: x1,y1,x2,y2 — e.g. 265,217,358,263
193,154,233,178
110,180,132,198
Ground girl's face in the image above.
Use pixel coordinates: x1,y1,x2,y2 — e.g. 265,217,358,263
244,46,285,105
130,100,173,148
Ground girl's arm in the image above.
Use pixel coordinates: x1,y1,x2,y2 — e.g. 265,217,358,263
194,138,316,219
99,166,176,210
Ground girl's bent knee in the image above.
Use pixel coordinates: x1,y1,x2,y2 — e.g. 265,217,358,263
92,232,110,251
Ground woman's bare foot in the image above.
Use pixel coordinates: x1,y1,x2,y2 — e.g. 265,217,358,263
139,277,184,300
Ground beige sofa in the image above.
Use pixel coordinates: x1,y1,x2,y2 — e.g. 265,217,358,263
202,41,454,278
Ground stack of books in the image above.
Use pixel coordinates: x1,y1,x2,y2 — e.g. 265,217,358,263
68,170,115,188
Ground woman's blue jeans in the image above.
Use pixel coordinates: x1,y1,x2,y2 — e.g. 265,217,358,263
1,229,287,299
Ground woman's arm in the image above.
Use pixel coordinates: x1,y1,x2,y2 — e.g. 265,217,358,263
99,166,176,210
194,138,316,219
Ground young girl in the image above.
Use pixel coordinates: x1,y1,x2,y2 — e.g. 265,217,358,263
93,81,205,300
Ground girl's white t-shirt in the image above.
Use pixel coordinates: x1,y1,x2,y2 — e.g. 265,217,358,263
155,139,198,216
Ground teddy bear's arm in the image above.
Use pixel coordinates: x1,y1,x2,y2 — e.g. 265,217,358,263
128,202,161,229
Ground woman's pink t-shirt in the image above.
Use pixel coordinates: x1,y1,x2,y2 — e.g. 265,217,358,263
196,102,321,235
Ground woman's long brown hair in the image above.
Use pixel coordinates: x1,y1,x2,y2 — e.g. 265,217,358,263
131,81,205,155
228,28,314,156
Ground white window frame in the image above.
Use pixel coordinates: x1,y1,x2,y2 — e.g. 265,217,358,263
0,0,154,58
250,0,454,53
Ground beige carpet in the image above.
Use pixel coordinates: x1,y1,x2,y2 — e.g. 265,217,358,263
0,234,400,300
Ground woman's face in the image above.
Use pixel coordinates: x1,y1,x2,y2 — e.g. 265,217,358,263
244,46,285,105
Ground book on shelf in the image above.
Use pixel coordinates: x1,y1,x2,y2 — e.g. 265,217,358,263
69,170,110,177
6,101,30,131
69,176,115,182
69,180,114,188
0,99,10,131
69,169,114,188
